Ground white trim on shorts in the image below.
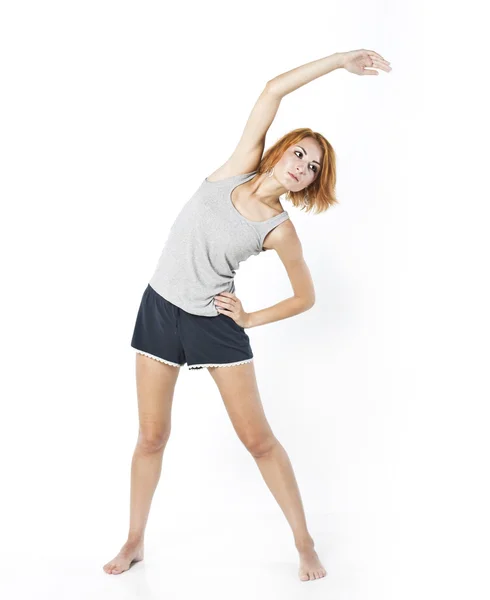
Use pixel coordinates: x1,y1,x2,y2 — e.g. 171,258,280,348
133,348,182,367
187,358,254,369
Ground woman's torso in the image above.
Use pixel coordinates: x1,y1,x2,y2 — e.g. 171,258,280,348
148,170,290,317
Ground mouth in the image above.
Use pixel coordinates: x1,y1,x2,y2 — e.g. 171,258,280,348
288,172,299,182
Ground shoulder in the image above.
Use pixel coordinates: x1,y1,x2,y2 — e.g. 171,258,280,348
262,218,300,255
264,218,315,306
205,167,258,184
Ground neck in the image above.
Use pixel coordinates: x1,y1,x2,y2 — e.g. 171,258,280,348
247,173,286,207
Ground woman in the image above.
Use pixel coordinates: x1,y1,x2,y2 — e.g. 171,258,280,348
103,48,392,581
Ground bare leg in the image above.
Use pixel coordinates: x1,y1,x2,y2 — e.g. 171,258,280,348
103,352,180,575
208,361,327,582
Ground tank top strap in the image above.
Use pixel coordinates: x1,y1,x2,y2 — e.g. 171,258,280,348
253,211,290,232
252,211,290,250
204,170,257,186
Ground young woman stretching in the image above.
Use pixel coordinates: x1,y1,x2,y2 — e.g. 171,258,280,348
103,48,392,581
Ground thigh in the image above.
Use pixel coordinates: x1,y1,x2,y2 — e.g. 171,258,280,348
179,310,253,369
131,284,186,367
135,352,180,444
207,361,275,449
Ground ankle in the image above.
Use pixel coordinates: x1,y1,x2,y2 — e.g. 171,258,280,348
126,533,144,545
295,535,315,552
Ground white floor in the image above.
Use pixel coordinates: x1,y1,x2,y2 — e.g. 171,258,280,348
1,511,405,600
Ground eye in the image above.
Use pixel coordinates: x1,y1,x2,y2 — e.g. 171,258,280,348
294,150,318,173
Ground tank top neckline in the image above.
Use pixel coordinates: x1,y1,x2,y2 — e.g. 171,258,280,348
228,173,288,225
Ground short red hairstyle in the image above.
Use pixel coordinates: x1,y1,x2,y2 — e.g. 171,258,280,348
258,127,338,215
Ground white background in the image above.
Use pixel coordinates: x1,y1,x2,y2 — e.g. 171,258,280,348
1,1,488,598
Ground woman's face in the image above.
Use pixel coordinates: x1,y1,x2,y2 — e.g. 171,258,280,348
274,137,323,192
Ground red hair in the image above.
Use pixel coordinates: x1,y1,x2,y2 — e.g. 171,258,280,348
258,128,338,215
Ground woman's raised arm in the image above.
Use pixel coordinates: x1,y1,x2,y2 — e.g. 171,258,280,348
267,50,390,97
206,83,283,181
207,49,391,181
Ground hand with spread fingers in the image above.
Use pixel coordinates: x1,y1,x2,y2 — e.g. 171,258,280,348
339,49,392,76
214,292,250,328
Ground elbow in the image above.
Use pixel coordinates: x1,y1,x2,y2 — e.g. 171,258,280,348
265,79,281,97
297,296,315,311
305,299,315,311
305,294,316,310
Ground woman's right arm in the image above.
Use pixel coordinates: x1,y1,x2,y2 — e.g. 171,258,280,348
208,54,343,181
207,49,389,181
266,52,344,97
205,83,283,182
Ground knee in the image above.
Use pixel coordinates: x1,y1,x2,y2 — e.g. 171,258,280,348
243,434,278,458
137,428,170,453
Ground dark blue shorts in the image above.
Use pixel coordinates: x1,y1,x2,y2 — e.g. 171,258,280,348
131,284,254,370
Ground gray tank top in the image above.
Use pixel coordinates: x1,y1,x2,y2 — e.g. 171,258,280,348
149,170,290,316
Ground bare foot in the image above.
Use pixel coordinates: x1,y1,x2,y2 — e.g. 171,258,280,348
297,546,327,582
103,540,144,575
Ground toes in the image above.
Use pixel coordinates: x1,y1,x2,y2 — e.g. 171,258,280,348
299,565,330,581
106,564,120,575
299,565,328,581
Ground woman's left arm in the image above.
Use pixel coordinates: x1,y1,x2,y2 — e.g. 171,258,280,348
245,221,316,329
214,222,315,328
267,49,391,97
